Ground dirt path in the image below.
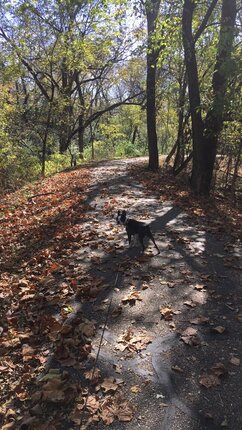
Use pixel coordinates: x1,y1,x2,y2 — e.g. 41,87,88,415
3,158,240,430
64,159,242,430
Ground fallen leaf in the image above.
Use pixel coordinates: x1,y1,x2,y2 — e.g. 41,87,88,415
194,284,206,290
211,326,226,334
116,400,134,422
160,306,174,321
113,363,122,374
78,320,96,337
84,368,101,384
171,365,184,373
180,327,200,346
229,356,240,366
199,373,221,388
122,291,142,304
85,395,100,414
184,300,196,308
100,403,116,425
130,385,142,393
101,377,119,393
190,316,209,325
210,362,227,377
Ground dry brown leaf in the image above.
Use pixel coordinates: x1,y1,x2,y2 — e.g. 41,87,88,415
169,321,176,330
111,305,123,317
85,395,100,413
199,373,221,388
41,378,66,402
210,362,227,377
78,320,96,337
22,344,35,360
116,400,134,422
180,327,200,346
117,328,152,352
181,327,197,337
190,316,209,325
122,291,142,304
101,377,119,393
100,403,116,425
130,385,142,393
84,368,101,383
113,363,122,374
171,365,184,373
184,300,196,308
211,326,226,334
194,284,206,290
160,306,174,321
121,327,134,342
229,356,240,366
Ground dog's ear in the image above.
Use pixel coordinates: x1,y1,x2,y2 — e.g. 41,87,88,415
117,210,121,215
122,210,126,215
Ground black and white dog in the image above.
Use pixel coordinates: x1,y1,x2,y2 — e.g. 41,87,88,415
116,210,160,254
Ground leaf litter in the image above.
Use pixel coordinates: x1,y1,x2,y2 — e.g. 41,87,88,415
1,160,242,429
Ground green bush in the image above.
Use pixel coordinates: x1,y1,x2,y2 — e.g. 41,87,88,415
0,147,40,191
83,140,116,161
115,140,144,157
45,153,72,175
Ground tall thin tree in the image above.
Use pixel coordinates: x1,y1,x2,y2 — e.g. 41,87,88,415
145,0,161,171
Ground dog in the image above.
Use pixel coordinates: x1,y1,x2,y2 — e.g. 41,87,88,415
116,210,160,254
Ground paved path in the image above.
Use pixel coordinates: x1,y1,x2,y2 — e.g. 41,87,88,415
66,159,241,430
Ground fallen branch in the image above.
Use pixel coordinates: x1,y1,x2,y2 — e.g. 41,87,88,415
28,192,56,200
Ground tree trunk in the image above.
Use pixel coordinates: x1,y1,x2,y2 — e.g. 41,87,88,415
78,115,84,159
145,0,161,171
201,0,237,192
231,138,242,193
182,0,205,194
173,75,187,172
41,103,52,176
131,125,138,145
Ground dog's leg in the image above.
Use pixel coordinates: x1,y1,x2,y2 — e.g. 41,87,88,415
127,232,132,247
148,231,160,254
138,234,145,252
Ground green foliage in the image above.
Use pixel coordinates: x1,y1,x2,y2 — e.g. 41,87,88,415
116,140,144,157
220,121,242,157
0,83,39,190
0,0,239,194
0,144,40,191
84,140,115,160
45,153,73,176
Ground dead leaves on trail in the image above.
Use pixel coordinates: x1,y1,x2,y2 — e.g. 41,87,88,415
122,290,143,305
71,394,134,428
180,327,201,347
130,162,241,236
160,306,174,321
116,327,152,352
0,167,138,430
199,362,227,388
0,168,109,429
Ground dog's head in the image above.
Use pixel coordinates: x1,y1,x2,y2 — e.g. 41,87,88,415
116,210,127,225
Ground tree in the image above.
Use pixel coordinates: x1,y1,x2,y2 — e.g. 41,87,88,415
0,0,142,160
144,0,161,170
182,0,237,195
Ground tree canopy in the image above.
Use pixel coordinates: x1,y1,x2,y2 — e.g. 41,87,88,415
0,0,240,195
